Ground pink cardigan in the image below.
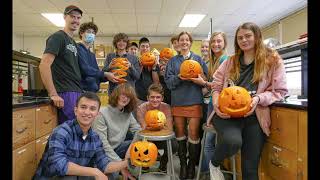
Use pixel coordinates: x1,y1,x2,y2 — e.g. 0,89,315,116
210,53,288,136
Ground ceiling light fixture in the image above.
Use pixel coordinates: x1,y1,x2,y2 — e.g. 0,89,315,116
41,13,65,27
179,14,206,27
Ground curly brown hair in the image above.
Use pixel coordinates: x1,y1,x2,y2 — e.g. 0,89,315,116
108,83,138,113
112,33,129,49
170,35,178,44
78,22,98,39
147,83,164,97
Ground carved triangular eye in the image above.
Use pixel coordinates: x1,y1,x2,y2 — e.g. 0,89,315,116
144,149,149,155
134,147,138,152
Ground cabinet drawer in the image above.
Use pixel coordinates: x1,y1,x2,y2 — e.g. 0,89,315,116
35,105,56,138
13,141,36,180
261,142,297,179
13,108,36,149
35,134,50,166
269,108,298,152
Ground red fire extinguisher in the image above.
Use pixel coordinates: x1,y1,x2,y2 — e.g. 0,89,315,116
18,78,24,95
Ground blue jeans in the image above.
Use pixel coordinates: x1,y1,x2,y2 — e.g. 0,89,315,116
201,132,216,172
109,140,132,180
201,101,216,172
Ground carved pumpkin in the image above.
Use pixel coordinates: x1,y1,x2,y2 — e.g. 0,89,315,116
179,59,202,78
145,110,167,131
159,48,174,60
130,141,158,167
218,86,252,118
109,58,129,71
109,58,129,83
140,52,156,67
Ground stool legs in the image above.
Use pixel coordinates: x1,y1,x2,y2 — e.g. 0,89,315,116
196,131,207,180
167,139,175,180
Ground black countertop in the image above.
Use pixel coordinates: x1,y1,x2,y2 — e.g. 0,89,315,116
13,96,52,109
272,99,307,110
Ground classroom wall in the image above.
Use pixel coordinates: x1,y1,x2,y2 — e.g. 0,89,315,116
261,7,307,44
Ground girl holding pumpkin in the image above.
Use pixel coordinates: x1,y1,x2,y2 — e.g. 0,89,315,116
136,83,173,172
193,32,230,177
206,22,288,180
164,31,208,179
92,83,141,180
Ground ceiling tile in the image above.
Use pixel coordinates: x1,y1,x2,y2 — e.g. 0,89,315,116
136,14,159,26
112,14,136,27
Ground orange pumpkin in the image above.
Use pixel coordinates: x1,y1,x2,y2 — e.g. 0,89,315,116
140,52,156,67
145,110,167,131
159,48,174,60
130,141,158,167
218,86,252,118
179,59,202,78
109,58,129,71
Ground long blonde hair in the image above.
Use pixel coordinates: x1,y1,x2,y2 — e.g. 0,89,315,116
230,22,280,84
208,32,228,80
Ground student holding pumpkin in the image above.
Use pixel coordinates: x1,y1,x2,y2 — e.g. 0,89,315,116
205,22,288,180
136,83,173,172
77,22,120,92
164,31,208,179
92,83,142,180
135,37,160,105
191,32,230,177
102,33,141,95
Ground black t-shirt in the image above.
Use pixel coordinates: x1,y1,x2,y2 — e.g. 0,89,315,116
44,30,82,93
235,55,258,94
135,66,159,101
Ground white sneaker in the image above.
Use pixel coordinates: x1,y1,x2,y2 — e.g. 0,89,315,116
209,160,225,180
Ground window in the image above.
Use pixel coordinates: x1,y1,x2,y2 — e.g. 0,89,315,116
283,56,301,96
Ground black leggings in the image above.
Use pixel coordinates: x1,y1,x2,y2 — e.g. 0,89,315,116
211,114,266,180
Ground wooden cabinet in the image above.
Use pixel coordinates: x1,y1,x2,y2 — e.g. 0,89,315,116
13,108,35,149
231,106,307,180
12,104,58,180
260,107,307,180
13,141,36,180
35,134,50,166
35,105,56,138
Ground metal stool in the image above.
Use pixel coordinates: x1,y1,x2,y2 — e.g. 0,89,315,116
136,129,176,180
196,123,237,180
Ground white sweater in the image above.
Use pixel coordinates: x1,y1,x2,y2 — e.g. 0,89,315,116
92,105,142,161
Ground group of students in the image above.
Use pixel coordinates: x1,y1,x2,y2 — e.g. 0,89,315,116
35,4,288,180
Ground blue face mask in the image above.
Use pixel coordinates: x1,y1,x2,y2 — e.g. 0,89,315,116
84,33,95,44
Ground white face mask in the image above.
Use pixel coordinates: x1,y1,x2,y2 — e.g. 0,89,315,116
84,33,95,44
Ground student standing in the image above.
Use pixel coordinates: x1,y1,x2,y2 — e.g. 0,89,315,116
102,33,141,94
39,5,83,124
165,31,208,179
77,22,119,92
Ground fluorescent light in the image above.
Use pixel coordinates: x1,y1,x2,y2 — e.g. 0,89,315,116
179,14,206,27
41,13,65,27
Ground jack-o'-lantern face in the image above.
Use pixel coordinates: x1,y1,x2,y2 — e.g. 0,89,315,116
218,86,252,118
130,141,158,167
179,59,202,78
145,109,166,131
160,48,174,60
140,52,156,67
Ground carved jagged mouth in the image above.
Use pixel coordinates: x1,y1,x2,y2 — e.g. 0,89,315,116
136,159,150,163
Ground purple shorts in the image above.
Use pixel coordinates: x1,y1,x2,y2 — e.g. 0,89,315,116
57,92,82,124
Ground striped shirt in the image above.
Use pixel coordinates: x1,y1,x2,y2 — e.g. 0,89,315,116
33,119,111,178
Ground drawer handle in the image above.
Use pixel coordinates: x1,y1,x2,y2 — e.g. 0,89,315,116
271,158,282,168
44,118,52,124
18,148,26,154
16,127,27,134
